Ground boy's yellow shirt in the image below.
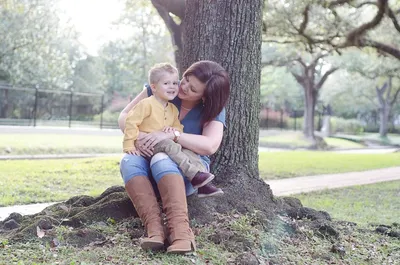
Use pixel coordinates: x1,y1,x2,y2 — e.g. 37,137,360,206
123,96,183,152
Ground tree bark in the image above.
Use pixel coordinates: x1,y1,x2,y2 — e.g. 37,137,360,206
303,83,317,143
379,106,390,137
0,89,9,119
183,1,262,178
181,0,279,223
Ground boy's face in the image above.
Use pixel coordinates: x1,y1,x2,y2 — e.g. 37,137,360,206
151,72,179,101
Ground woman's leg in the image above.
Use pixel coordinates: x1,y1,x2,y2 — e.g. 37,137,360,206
150,153,196,254
120,154,165,251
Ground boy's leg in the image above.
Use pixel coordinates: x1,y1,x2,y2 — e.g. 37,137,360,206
154,139,205,179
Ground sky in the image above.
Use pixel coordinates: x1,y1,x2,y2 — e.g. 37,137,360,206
57,0,126,55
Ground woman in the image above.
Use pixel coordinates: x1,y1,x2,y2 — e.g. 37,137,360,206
118,60,230,254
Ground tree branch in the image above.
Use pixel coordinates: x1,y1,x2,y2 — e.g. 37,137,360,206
316,67,338,90
315,67,339,90
390,87,400,106
360,39,400,60
299,4,310,34
387,6,400,33
345,0,388,46
327,0,354,8
376,82,388,106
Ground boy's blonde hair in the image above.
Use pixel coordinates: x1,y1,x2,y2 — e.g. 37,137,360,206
148,63,178,84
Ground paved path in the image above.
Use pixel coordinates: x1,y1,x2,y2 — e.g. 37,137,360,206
267,166,400,196
0,202,57,221
1,167,400,221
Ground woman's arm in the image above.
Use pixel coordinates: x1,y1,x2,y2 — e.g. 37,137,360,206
138,121,223,156
178,121,224,156
118,88,149,132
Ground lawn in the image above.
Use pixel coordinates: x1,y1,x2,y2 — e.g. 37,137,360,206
1,208,399,265
1,152,400,206
294,180,400,225
0,157,122,206
2,154,400,264
0,134,122,155
259,151,400,180
259,131,365,149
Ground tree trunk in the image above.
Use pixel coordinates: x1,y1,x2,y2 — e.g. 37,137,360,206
303,83,316,143
183,1,261,176
379,106,390,137
182,0,279,223
0,89,9,118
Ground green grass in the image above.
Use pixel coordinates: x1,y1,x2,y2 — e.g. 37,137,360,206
1,212,399,264
259,151,400,180
0,157,122,206
1,152,400,206
259,131,365,149
294,181,400,225
0,134,122,155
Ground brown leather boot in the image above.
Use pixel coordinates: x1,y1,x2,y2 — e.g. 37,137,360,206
157,174,196,254
125,176,165,251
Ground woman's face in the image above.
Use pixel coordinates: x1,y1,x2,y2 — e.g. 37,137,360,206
178,75,206,102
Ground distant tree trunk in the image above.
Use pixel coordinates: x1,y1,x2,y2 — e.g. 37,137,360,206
182,0,278,222
379,105,390,137
291,55,337,145
376,77,400,137
303,82,317,142
0,89,9,118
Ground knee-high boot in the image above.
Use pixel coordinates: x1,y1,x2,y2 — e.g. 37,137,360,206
125,176,165,251
157,174,196,254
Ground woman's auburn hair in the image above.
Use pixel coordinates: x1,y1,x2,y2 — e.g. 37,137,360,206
183,60,230,125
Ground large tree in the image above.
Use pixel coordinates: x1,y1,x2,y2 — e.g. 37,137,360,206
180,0,279,221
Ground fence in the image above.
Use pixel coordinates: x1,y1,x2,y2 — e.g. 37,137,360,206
259,107,400,135
1,85,399,133
0,85,118,129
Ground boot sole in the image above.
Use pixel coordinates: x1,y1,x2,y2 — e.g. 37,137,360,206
192,174,215,189
140,241,165,251
167,248,194,254
197,190,224,198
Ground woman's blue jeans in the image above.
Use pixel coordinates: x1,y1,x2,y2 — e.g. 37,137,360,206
120,152,210,196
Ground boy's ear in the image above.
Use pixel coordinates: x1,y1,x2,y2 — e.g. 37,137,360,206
150,84,157,93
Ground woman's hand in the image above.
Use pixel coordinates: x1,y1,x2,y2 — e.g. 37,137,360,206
136,131,174,156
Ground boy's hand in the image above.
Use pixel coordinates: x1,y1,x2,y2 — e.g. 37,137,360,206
163,126,176,133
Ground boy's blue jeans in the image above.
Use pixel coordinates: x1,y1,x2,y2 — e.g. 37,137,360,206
120,152,210,196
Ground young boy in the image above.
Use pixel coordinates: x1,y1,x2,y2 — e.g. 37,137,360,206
123,63,222,196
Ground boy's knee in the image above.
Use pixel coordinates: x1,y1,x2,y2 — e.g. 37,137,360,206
151,152,170,166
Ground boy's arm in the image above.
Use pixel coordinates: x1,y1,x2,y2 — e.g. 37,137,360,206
171,106,184,133
123,101,151,153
